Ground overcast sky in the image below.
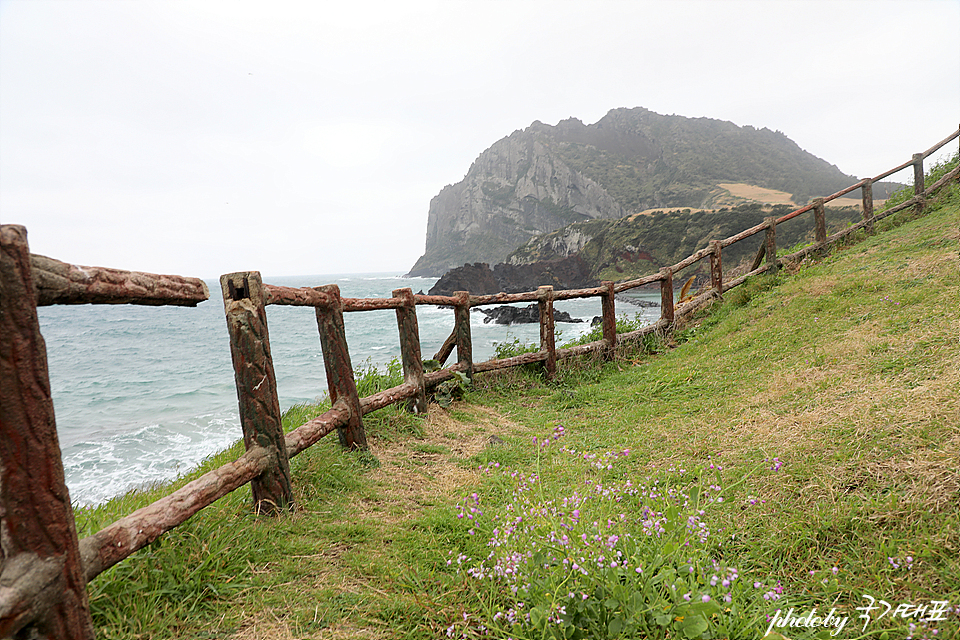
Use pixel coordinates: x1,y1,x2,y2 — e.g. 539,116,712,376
2,0,958,279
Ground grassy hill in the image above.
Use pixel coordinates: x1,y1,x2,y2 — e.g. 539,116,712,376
536,108,901,213
78,179,959,639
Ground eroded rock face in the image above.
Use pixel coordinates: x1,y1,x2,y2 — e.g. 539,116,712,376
428,255,598,297
407,132,625,277
507,224,598,266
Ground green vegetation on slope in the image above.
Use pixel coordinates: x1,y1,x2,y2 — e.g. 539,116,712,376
509,201,865,282
545,108,897,211
78,175,959,639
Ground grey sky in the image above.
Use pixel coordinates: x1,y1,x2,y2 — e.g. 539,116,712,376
2,0,957,279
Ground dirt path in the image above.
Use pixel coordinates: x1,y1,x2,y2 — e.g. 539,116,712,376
360,405,521,522
232,403,523,640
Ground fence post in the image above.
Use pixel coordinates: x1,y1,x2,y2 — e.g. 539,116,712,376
913,152,926,213
0,225,94,639
813,197,827,245
913,153,925,196
537,286,556,379
861,179,875,234
659,268,674,324
709,241,723,296
314,284,367,450
764,217,779,273
220,272,294,514
453,291,473,380
601,281,617,359
393,287,427,415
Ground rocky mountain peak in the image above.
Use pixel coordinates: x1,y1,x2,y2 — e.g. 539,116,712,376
407,108,863,278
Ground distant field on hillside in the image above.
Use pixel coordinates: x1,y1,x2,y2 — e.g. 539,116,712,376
628,185,887,218
718,181,796,205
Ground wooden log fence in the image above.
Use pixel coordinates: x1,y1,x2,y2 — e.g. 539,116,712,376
1,127,957,636
393,287,428,415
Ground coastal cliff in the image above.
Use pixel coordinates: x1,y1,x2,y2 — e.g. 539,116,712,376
408,132,625,277
407,107,875,277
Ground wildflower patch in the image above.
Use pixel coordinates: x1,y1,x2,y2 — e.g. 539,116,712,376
445,425,789,639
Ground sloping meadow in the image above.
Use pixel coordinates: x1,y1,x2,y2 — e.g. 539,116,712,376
439,189,960,639
81,183,958,639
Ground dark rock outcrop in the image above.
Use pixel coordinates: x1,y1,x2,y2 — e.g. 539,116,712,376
478,304,584,325
614,294,660,308
427,263,500,296
428,255,598,297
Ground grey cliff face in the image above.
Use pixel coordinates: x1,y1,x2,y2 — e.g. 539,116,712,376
507,224,597,266
408,107,863,278
409,131,624,277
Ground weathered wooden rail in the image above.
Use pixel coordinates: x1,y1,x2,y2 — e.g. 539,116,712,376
1,128,957,637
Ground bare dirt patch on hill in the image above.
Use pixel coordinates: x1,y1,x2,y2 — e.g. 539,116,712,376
717,182,796,205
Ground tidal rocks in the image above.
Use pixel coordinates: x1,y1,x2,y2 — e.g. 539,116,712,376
478,304,584,325
428,255,598,297
614,294,660,308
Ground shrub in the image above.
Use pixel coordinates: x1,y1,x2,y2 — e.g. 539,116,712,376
562,313,649,348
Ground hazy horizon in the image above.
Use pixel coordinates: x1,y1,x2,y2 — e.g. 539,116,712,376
2,0,957,278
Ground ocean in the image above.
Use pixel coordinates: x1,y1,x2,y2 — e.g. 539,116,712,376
36,273,661,506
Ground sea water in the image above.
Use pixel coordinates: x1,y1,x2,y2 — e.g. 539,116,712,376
36,273,660,506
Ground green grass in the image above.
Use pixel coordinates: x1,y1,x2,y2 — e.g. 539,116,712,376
76,178,960,638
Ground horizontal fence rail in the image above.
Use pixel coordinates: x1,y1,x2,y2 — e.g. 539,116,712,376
1,127,958,636
30,254,209,307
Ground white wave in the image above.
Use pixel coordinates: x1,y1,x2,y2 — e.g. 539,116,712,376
64,412,241,507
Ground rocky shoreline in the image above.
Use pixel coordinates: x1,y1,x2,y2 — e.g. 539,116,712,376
476,304,584,325
614,294,659,308
427,255,598,297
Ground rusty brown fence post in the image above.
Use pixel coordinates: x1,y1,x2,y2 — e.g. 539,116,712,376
813,198,827,246
314,285,367,450
913,153,925,196
861,179,875,234
659,268,674,324
393,287,427,415
453,291,473,380
220,272,294,514
764,217,779,273
537,286,557,379
913,152,926,213
601,281,617,359
709,241,723,296
0,225,95,639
